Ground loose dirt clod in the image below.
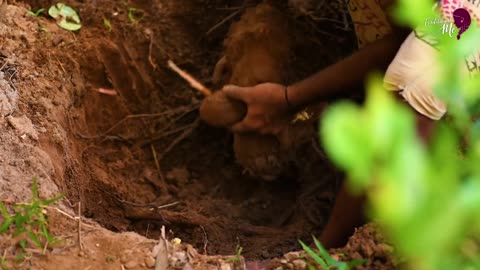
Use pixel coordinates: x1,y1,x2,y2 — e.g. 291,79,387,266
6,115,39,140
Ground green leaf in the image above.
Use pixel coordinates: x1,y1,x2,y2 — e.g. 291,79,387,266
321,102,375,188
313,236,336,266
346,259,367,268
128,7,144,24
299,240,328,269
393,0,436,28
41,194,64,206
27,8,45,17
15,253,26,263
48,3,82,31
26,230,42,248
103,17,112,32
19,239,27,249
0,202,13,233
31,177,39,199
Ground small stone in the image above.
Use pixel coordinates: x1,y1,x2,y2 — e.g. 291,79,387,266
182,264,194,270
95,243,100,247
331,254,340,261
280,259,288,264
351,251,363,260
78,251,85,257
174,251,187,262
124,261,138,269
51,36,64,46
292,259,307,270
260,250,270,259
219,264,232,270
7,115,39,140
145,256,156,268
120,255,129,264
284,252,302,261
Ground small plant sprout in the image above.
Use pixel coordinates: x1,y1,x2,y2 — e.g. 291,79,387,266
299,236,365,270
103,17,112,32
48,3,82,31
0,177,63,265
128,7,144,25
226,244,244,264
26,8,45,17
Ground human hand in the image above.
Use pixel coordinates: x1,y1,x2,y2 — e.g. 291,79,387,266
222,83,291,135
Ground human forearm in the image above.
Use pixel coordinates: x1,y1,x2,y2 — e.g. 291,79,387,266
287,34,406,108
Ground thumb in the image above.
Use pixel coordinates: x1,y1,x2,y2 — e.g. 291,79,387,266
222,84,251,102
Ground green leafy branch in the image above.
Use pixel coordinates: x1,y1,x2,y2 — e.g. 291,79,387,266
320,1,480,268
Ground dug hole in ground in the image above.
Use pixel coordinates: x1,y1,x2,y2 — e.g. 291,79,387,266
0,0,395,269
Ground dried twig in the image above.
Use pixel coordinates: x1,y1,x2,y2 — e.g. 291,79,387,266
150,144,162,176
149,144,168,192
96,88,118,96
155,226,169,270
311,138,327,160
103,187,179,209
42,240,49,255
146,29,158,70
77,108,192,140
159,119,200,160
200,225,208,255
156,201,181,210
167,60,212,96
56,57,66,73
0,59,8,71
206,8,243,35
216,6,243,10
78,202,84,251
141,122,196,146
45,206,98,230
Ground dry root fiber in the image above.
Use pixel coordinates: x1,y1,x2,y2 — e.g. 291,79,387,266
200,2,314,180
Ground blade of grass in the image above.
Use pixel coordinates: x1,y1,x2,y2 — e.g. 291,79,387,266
299,240,328,269
41,194,64,206
0,202,12,233
31,177,39,199
313,235,337,266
